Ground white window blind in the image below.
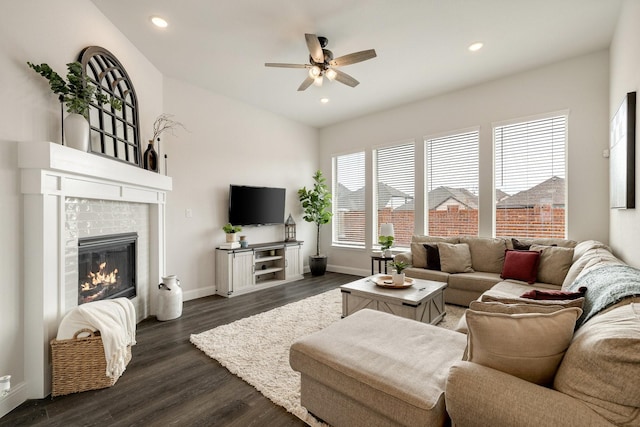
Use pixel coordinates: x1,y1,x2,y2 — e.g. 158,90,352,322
374,142,415,247
425,131,479,236
333,152,366,246
494,114,567,238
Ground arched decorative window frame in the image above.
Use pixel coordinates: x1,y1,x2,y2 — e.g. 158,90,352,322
78,46,142,167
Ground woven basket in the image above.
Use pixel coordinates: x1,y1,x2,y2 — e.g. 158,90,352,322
50,328,131,397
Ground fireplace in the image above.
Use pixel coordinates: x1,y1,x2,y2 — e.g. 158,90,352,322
78,233,137,305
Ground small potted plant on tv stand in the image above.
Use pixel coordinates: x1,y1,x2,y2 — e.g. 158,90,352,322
222,223,242,242
298,170,332,276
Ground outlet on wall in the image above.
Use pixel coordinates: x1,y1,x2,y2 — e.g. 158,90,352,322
185,208,193,218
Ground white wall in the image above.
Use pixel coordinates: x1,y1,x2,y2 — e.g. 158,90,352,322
0,0,162,414
320,51,611,275
610,0,640,266
161,77,318,300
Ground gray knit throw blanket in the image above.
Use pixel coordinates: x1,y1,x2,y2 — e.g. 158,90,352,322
567,264,640,329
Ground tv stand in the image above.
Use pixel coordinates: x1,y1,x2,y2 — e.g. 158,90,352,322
215,241,303,297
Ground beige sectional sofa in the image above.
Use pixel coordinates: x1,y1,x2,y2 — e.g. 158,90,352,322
290,238,640,426
395,235,579,306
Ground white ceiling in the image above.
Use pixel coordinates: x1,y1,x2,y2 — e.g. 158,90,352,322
90,0,622,128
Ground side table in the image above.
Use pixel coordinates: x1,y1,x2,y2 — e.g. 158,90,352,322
371,255,394,275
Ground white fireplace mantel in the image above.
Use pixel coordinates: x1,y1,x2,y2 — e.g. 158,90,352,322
18,141,172,399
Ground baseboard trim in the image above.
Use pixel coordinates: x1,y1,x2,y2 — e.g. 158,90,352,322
327,264,368,277
0,381,28,418
183,286,215,302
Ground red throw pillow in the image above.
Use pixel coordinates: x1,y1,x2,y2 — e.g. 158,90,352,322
521,287,587,300
500,249,540,284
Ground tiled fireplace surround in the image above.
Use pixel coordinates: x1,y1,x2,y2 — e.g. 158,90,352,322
19,141,172,398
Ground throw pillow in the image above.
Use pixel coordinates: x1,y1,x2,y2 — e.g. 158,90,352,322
481,293,585,309
521,287,587,300
423,244,441,271
455,300,569,334
465,307,582,386
529,244,574,286
500,249,540,284
436,242,474,274
511,238,531,250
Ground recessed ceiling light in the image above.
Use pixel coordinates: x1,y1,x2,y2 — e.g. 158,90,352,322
151,16,168,28
468,42,484,52
320,98,329,104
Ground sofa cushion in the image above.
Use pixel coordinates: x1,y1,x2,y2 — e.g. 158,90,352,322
530,244,574,286
448,272,503,294
460,237,507,274
571,240,612,262
500,249,540,284
553,303,640,426
410,236,458,268
404,267,449,283
437,242,474,273
423,244,441,270
465,307,582,386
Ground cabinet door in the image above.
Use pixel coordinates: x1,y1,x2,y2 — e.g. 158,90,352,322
232,251,255,291
285,245,303,279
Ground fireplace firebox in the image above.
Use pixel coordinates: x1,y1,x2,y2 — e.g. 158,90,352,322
78,232,137,305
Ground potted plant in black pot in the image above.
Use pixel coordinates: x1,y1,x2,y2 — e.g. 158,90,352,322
298,170,332,276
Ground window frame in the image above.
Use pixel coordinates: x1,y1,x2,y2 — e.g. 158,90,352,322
492,110,569,238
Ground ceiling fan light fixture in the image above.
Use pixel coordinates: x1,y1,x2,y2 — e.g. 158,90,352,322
320,98,329,104
313,76,324,87
150,16,168,28
325,68,337,81
309,66,322,78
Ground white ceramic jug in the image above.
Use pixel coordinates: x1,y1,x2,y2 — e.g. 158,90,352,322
157,275,183,321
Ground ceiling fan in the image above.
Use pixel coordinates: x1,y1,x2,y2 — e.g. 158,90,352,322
265,33,377,91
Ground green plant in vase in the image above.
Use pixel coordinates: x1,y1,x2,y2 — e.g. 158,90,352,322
378,235,394,255
27,61,121,150
223,223,242,243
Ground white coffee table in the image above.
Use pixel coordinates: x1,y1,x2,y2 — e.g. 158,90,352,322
340,275,447,325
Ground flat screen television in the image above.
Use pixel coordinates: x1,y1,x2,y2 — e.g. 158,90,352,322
228,185,286,226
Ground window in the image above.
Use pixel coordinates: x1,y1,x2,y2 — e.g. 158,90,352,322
374,142,415,247
494,114,567,238
425,130,479,236
333,152,366,247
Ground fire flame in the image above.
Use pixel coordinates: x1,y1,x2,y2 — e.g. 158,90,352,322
80,262,119,292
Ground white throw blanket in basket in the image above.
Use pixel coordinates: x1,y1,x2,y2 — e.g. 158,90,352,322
57,298,137,379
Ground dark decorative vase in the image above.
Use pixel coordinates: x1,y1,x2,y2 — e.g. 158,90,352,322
143,141,159,172
309,255,328,276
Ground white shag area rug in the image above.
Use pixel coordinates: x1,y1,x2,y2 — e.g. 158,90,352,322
190,288,465,426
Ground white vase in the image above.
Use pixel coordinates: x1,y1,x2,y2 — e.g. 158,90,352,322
392,271,405,285
64,113,90,151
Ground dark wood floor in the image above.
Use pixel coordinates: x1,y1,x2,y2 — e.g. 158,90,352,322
2,272,360,427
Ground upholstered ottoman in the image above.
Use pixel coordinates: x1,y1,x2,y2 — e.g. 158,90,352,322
290,309,466,427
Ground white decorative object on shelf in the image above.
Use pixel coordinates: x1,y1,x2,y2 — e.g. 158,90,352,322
64,113,90,151
0,375,10,397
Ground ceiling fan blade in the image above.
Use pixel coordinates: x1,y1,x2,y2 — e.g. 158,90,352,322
329,49,377,67
265,63,309,69
297,76,314,91
305,33,324,63
333,69,359,87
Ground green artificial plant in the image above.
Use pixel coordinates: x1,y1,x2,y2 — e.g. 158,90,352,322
298,170,333,256
27,61,121,118
222,223,242,234
389,260,409,274
378,235,394,251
